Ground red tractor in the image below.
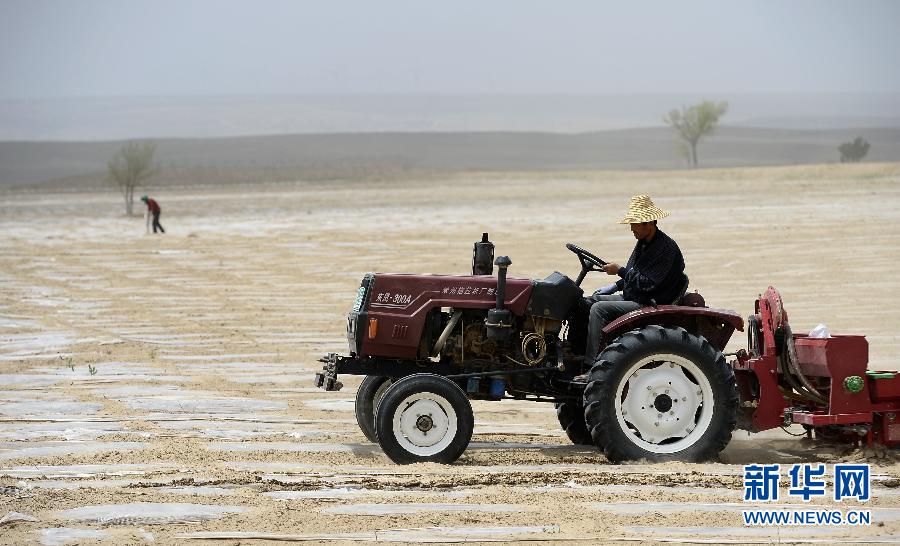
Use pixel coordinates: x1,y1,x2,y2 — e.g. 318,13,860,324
315,234,900,464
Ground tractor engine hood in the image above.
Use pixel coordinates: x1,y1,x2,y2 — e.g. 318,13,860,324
349,273,534,360
368,273,533,314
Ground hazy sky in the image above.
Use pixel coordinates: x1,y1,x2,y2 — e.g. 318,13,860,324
1,0,899,98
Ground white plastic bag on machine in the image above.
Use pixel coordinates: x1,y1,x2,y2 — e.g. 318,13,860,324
808,324,831,338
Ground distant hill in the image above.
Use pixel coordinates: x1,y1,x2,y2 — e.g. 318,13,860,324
2,126,900,190
3,93,899,140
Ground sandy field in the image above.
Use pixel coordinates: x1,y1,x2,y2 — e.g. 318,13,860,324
2,163,900,545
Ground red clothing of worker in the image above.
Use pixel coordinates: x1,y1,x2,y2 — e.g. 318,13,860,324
145,198,161,214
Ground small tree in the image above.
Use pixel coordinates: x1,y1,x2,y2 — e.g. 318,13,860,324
839,137,870,163
663,101,728,168
107,141,158,215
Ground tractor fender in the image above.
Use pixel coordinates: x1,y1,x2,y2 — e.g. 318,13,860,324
602,305,744,352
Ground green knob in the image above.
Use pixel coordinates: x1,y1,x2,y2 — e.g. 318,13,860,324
844,375,864,393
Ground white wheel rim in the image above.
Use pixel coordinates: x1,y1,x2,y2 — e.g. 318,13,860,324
614,353,714,454
392,392,457,456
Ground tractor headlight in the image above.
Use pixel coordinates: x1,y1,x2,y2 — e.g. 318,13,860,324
351,286,367,314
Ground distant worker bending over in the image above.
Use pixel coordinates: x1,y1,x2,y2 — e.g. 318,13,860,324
584,195,686,366
141,195,165,234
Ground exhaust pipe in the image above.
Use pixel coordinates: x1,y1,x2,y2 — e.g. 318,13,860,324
486,256,513,341
494,255,511,309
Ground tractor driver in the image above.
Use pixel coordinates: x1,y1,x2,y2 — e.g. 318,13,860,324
583,195,687,367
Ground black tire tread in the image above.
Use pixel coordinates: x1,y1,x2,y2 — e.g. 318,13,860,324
555,401,593,446
354,375,391,443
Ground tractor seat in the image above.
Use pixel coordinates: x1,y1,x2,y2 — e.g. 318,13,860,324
675,275,708,308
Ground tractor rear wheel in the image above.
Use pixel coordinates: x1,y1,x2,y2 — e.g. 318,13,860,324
555,401,593,446
584,325,738,463
375,374,474,464
355,375,392,443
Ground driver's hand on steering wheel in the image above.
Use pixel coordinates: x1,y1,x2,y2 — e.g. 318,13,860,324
601,263,622,276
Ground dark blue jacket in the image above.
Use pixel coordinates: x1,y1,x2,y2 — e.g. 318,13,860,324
615,228,686,305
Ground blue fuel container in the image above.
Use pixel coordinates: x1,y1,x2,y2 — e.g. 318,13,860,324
489,378,505,399
466,377,480,394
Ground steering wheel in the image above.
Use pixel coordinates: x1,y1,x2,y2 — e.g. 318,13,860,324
566,243,608,287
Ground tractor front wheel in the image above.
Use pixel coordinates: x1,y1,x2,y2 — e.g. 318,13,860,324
584,325,738,463
375,374,474,464
355,375,393,443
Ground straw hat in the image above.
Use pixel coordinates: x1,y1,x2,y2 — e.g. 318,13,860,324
618,195,670,224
